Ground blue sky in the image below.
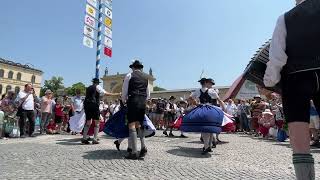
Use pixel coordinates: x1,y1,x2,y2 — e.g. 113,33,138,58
0,0,293,89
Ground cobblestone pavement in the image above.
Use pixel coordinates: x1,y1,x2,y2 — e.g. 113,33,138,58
1,131,320,180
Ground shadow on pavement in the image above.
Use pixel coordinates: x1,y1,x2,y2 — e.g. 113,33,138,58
186,141,203,144
55,138,84,146
82,150,125,160
167,146,219,158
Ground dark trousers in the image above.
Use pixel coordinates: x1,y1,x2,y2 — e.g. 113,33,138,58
19,110,35,136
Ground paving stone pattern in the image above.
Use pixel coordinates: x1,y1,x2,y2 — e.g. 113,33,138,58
1,132,320,179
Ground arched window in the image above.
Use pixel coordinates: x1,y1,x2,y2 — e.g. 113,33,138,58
0,84,2,95
31,75,36,84
6,85,12,93
15,86,20,94
17,73,22,80
0,69,4,78
8,71,13,79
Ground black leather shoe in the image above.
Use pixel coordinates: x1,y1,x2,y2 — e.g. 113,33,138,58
125,153,139,160
212,143,217,148
163,131,168,136
201,148,211,155
139,147,148,158
81,139,90,145
92,140,100,145
114,140,120,151
180,134,188,138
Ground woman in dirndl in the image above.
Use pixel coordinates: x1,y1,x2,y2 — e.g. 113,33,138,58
181,78,224,155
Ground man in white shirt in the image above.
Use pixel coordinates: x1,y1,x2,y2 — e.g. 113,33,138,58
122,60,150,160
16,83,35,138
263,0,317,179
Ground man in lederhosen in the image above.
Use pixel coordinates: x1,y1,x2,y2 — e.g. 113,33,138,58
122,60,150,160
82,78,118,145
264,0,319,179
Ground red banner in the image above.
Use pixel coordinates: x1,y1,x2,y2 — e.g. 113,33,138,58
104,47,112,57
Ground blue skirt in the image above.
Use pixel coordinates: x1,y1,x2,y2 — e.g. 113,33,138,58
180,105,224,133
103,107,156,139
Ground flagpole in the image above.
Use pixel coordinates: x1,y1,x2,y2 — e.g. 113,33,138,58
95,0,103,79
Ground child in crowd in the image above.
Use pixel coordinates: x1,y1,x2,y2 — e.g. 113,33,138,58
54,99,64,134
46,119,57,135
258,109,275,138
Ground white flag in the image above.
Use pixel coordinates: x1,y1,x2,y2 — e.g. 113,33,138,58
102,0,112,9
87,0,97,8
104,27,112,39
105,7,112,19
84,25,95,39
86,4,96,18
104,36,112,48
85,14,96,28
83,36,94,48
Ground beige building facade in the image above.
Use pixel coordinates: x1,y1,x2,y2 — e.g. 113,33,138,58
0,58,43,96
102,70,230,102
150,87,230,100
101,70,156,101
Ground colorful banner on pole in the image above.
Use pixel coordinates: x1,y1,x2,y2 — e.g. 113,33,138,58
83,36,94,48
87,0,97,8
83,0,113,58
86,4,96,18
105,7,112,19
104,47,112,57
104,36,112,48
103,0,112,9
85,15,96,28
84,25,95,39
104,27,112,39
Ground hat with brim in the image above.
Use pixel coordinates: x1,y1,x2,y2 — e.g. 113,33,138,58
206,78,215,85
254,95,261,99
92,78,101,84
262,109,273,116
129,60,144,69
198,78,207,83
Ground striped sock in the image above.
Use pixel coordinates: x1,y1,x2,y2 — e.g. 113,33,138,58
293,154,315,180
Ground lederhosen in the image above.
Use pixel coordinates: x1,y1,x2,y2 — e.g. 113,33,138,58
127,71,148,124
166,103,176,122
84,85,100,121
280,0,320,123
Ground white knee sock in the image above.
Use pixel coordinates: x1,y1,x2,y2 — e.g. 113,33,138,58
293,154,315,180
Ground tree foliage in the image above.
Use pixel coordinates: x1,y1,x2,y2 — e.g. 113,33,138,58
153,86,166,91
66,82,86,96
40,76,64,96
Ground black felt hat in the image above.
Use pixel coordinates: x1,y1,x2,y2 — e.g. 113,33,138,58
198,78,207,83
206,78,215,85
129,60,144,69
92,78,101,84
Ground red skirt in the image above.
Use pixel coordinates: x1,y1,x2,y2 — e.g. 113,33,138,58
222,122,236,132
81,121,105,136
173,116,183,129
